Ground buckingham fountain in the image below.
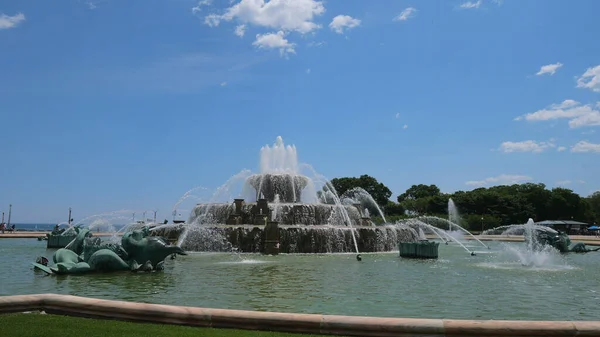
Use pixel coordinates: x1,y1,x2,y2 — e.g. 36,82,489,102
152,136,423,254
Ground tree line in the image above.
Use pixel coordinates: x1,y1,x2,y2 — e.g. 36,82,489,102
326,174,600,231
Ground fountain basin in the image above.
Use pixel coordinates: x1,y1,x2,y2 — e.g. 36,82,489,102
153,224,413,253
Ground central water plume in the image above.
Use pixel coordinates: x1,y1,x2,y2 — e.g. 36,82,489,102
259,136,299,174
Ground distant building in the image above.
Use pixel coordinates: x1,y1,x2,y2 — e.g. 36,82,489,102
535,220,589,234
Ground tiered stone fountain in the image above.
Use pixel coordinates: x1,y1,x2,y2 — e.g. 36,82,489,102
152,137,422,254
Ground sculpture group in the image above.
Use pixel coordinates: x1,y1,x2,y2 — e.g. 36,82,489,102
32,226,187,275
533,230,600,253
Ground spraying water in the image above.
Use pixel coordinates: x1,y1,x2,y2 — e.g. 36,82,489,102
271,194,282,221
402,218,476,255
340,187,386,223
447,199,489,249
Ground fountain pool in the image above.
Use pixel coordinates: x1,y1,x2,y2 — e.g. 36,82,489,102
2,237,600,321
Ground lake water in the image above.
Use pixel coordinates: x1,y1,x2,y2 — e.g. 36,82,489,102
1,238,599,320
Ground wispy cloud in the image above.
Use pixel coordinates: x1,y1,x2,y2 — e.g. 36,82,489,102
7,52,267,95
234,24,246,37
571,141,600,153
393,7,417,22
536,62,563,76
498,140,555,153
192,0,212,14
466,174,532,187
329,15,361,34
307,41,326,48
0,12,25,30
577,65,600,93
460,0,482,9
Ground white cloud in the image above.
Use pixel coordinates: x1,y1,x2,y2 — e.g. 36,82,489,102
0,13,25,30
252,31,295,56
403,124,408,129
329,15,361,34
466,174,532,187
582,129,596,135
571,141,600,153
569,111,600,128
306,68,311,74
460,0,482,9
498,140,555,153
536,62,563,76
395,113,400,119
192,0,212,14
577,180,586,184
557,146,567,152
234,24,246,37
206,0,325,34
577,65,600,93
515,100,600,128
393,7,417,21
220,81,227,86
556,180,571,186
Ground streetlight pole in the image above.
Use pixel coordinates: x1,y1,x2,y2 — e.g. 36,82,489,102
481,217,484,234
7,204,12,226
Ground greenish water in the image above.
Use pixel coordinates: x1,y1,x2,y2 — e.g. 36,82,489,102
1,238,599,321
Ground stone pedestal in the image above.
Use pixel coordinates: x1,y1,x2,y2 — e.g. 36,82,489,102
263,221,280,255
233,199,245,214
360,217,373,227
225,215,241,225
256,199,269,217
254,215,268,227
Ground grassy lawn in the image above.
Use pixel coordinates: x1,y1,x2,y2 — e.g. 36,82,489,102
0,313,336,337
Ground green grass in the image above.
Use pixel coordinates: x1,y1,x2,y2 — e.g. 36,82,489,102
0,313,334,337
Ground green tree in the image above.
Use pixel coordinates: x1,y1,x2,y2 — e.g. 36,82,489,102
397,184,441,202
326,174,392,206
585,191,600,225
384,201,405,216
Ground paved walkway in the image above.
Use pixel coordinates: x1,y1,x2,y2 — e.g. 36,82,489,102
0,231,117,238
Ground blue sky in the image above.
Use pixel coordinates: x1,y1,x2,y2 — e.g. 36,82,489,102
1,0,599,223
